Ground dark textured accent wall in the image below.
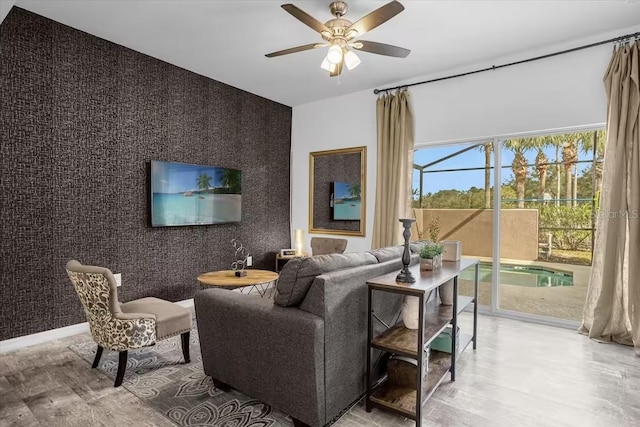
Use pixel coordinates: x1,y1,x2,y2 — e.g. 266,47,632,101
312,152,361,231
0,8,292,341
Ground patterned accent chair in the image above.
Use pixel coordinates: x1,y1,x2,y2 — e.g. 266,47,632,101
310,237,348,256
66,260,192,387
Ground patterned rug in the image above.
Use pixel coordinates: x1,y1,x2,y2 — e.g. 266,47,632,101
69,320,293,427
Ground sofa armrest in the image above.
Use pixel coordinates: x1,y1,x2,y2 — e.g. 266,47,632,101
194,288,325,427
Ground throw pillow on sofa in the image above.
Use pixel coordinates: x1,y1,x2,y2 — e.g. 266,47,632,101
274,252,378,307
274,257,322,307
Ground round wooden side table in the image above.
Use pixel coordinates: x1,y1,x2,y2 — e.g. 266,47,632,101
197,269,279,297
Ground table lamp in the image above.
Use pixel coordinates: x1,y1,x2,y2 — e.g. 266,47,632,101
294,229,305,256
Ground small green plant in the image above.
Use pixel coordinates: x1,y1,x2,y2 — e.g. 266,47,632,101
419,243,443,259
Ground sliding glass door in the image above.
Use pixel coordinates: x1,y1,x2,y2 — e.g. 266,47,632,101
497,131,603,323
414,128,604,325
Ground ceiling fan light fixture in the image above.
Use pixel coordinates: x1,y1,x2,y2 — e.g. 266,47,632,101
326,44,343,64
320,57,337,73
344,50,361,70
266,1,410,77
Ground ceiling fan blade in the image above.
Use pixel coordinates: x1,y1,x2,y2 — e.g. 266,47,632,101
353,40,410,58
266,43,323,58
330,60,344,77
281,4,330,34
347,1,404,37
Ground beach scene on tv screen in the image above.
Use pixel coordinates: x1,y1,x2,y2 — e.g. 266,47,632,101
333,181,361,220
151,161,241,226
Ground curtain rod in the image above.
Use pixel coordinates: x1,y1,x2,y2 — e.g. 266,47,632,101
373,31,640,95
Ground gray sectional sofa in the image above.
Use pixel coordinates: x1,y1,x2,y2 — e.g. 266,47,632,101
194,246,415,427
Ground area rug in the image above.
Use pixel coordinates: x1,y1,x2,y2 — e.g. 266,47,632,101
70,320,293,427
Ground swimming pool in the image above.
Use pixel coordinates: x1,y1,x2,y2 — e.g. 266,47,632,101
460,262,574,287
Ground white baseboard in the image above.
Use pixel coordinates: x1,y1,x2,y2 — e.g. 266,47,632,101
0,298,194,354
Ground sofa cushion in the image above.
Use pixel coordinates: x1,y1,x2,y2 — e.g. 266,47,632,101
274,252,378,307
368,246,404,263
310,252,378,272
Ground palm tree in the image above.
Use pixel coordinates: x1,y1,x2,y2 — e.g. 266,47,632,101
580,130,606,195
561,139,578,206
527,136,552,201
535,148,550,201
481,142,493,208
475,142,493,208
535,134,565,207
560,132,594,206
347,183,361,199
197,173,212,191
503,138,534,208
218,168,241,194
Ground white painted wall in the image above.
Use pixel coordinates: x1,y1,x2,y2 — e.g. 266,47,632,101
291,26,639,253
0,0,15,24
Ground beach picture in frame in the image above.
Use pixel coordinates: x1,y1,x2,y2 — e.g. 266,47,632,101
150,160,241,227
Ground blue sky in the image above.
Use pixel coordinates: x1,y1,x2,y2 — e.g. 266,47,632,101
151,161,225,193
334,181,352,199
413,143,594,195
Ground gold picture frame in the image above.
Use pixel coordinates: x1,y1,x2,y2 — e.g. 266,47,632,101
309,146,366,237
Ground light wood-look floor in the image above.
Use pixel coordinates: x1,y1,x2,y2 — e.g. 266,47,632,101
1,314,638,427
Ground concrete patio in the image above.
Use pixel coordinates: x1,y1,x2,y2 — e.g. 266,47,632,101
458,258,591,322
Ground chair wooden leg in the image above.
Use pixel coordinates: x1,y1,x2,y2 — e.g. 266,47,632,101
91,345,103,369
181,332,191,363
114,350,128,387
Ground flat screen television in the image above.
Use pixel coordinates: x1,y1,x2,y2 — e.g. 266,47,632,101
150,160,241,227
332,181,361,221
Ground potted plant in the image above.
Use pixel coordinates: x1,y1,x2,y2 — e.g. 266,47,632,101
419,243,443,271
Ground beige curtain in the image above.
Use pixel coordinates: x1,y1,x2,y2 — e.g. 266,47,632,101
580,41,640,356
372,90,414,249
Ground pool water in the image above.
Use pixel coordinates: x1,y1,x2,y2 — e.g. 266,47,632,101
460,262,573,287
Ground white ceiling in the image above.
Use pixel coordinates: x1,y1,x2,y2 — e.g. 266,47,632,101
8,0,640,107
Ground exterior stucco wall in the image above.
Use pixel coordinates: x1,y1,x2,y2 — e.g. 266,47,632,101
413,209,539,261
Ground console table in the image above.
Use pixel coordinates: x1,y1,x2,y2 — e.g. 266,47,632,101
365,258,479,426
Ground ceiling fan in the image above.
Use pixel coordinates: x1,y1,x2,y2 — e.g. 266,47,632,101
265,1,410,77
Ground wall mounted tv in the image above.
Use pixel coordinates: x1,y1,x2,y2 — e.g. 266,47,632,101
150,160,241,227
331,181,361,221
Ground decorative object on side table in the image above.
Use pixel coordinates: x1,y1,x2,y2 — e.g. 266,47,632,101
441,240,462,261
402,290,434,330
439,280,454,305
231,239,250,277
419,243,443,271
396,218,416,283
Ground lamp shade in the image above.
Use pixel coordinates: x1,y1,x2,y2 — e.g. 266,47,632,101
326,45,343,64
320,57,337,73
344,50,361,70
294,229,305,256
